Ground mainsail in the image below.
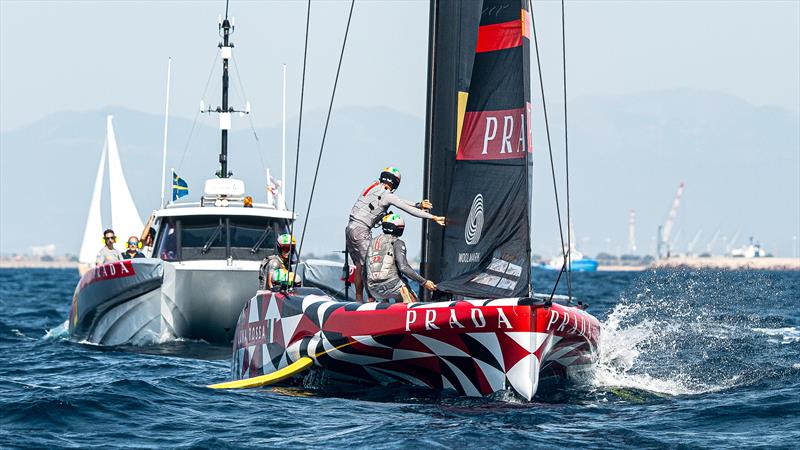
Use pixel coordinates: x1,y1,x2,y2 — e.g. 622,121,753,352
106,115,144,245
422,0,532,298
78,141,107,264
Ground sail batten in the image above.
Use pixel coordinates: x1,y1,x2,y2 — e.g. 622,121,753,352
424,0,532,299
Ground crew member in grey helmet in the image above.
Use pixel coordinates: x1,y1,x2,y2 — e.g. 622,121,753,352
366,214,437,303
346,167,445,301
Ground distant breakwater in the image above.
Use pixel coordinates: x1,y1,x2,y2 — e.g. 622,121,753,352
650,256,799,271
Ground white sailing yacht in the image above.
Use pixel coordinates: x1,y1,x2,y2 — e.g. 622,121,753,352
78,115,144,275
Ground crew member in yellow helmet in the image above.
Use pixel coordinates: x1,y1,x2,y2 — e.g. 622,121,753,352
259,234,296,290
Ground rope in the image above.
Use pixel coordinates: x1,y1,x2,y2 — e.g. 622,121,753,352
231,55,267,174
296,0,355,265
530,0,567,301
561,0,573,302
287,0,312,281
176,51,220,173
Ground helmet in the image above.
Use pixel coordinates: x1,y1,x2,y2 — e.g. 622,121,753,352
381,213,405,236
379,167,401,191
276,234,296,253
272,268,301,287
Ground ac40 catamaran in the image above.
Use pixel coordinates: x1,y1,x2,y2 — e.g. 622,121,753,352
217,0,600,401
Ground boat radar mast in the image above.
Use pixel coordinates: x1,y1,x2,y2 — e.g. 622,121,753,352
201,1,250,179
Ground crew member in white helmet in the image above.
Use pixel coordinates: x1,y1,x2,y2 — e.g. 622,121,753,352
346,167,445,301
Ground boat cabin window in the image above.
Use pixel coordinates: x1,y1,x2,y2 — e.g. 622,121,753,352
154,215,289,262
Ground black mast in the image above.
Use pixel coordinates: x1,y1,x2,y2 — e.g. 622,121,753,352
217,4,234,179
420,0,480,299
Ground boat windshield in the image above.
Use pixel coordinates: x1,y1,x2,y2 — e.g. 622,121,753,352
155,215,289,262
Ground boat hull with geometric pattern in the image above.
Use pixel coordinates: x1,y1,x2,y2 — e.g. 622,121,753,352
231,288,600,400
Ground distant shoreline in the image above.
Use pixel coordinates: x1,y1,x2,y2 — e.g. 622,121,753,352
0,260,78,269
650,257,800,271
2,258,798,271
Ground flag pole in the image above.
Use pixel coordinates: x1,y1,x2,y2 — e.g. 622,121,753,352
160,57,172,207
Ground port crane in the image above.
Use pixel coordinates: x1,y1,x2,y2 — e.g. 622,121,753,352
657,182,684,259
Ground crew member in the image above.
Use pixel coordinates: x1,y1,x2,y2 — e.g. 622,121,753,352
258,233,296,290
96,229,123,265
366,214,436,303
346,167,445,301
123,236,145,259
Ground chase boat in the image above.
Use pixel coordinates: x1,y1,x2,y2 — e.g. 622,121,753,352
69,14,294,346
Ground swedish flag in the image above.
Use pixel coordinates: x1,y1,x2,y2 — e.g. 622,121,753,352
172,171,189,201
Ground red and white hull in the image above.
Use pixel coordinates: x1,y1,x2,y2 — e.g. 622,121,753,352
232,289,601,400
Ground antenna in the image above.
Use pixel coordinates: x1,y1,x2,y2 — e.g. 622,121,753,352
159,57,172,207
201,2,248,179
282,64,287,204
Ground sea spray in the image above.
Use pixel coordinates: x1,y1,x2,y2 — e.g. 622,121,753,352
587,269,781,396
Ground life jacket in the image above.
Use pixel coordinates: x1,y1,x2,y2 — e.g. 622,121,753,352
350,182,388,228
367,234,398,283
259,255,287,289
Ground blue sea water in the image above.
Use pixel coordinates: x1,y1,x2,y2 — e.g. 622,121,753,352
1,268,798,449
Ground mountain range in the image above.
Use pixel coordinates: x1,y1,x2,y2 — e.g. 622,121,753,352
1,88,797,258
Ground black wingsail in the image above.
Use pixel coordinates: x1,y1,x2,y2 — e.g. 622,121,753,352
422,0,532,299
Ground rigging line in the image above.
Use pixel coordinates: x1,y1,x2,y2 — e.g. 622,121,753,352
230,55,267,174
177,51,220,173
287,0,312,281
530,0,567,301
522,1,533,298
296,0,355,265
561,0,573,303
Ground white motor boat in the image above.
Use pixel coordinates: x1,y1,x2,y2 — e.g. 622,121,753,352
69,13,295,346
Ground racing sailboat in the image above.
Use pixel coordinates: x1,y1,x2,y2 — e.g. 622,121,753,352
219,0,600,400
77,116,144,275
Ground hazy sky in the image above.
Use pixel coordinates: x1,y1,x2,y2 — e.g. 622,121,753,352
2,0,798,132
1,0,799,257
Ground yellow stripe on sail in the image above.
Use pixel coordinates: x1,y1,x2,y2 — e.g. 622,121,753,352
456,91,469,155
207,356,313,389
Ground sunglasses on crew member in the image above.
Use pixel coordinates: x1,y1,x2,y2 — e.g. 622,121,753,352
104,236,116,241
128,241,139,247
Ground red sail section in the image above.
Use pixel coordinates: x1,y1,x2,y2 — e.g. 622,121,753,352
475,20,522,53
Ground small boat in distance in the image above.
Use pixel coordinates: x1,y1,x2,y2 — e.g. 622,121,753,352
541,224,598,272
730,237,770,258
77,116,144,275
69,11,293,346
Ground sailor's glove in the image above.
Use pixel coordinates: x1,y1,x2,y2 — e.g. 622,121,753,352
417,199,433,210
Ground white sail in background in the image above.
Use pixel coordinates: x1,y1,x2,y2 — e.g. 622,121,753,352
106,115,144,244
78,140,107,265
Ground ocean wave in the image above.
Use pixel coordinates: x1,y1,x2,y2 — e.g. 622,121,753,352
752,327,800,344
587,274,771,396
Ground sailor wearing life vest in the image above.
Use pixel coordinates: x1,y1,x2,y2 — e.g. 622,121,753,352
258,233,296,290
366,214,437,303
347,167,445,301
